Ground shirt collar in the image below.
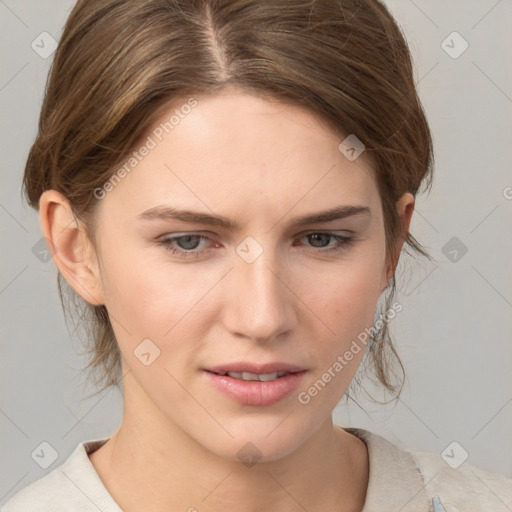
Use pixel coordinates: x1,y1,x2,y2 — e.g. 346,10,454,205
81,428,441,512
342,426,434,511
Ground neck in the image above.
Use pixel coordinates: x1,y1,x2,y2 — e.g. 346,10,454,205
89,383,368,512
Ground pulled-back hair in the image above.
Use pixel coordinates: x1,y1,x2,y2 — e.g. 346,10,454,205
22,0,434,402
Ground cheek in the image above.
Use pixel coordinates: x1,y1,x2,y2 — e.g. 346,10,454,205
95,241,172,333
307,252,385,350
97,253,207,382
98,244,217,344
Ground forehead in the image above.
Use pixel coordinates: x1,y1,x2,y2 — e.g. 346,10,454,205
98,90,380,223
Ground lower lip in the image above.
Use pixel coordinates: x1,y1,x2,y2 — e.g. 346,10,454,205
203,370,307,406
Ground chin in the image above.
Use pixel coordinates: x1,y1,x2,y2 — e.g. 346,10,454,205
193,413,323,464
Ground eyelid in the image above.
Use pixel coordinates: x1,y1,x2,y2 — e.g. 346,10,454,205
156,230,354,244
156,230,356,258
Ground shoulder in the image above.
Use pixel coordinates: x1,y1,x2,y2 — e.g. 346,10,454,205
1,438,120,512
411,449,512,511
1,465,72,511
345,427,512,512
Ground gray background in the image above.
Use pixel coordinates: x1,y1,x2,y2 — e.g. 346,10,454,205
1,0,511,505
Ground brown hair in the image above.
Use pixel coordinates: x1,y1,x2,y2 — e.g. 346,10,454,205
22,0,434,403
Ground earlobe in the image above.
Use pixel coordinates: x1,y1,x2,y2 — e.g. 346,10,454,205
396,192,415,238
380,192,415,290
391,192,415,275
39,190,104,306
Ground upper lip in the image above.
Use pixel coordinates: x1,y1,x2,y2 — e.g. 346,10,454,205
205,362,306,374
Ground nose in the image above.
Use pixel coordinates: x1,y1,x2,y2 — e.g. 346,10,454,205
222,243,297,344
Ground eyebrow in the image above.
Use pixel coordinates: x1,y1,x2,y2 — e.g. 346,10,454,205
137,204,371,230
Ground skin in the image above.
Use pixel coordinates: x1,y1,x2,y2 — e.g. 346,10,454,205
40,88,414,512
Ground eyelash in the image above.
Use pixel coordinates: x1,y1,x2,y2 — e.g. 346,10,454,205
156,232,354,258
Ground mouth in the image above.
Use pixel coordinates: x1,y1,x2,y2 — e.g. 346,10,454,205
206,370,292,381
205,362,306,375
203,363,307,406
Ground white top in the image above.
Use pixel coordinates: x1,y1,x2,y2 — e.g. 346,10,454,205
2,427,511,511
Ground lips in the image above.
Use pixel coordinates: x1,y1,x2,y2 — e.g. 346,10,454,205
206,362,306,375
215,370,289,381
203,362,307,406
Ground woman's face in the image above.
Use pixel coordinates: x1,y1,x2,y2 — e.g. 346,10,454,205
83,89,405,461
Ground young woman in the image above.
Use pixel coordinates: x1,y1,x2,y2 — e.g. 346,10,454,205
4,1,511,511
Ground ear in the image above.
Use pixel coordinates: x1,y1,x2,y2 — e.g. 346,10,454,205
39,190,104,305
381,192,415,291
